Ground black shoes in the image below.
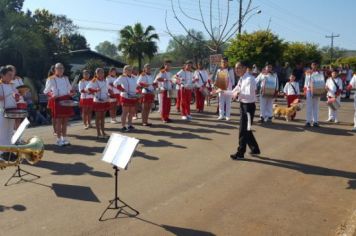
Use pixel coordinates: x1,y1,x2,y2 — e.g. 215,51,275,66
249,150,261,155
230,152,244,159
305,122,311,127
313,122,319,127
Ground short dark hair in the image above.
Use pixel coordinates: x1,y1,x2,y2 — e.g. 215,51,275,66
164,60,172,64
238,60,251,68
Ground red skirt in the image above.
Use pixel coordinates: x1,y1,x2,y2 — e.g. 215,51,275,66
142,93,155,104
53,95,75,118
17,102,27,109
47,97,55,110
121,97,138,107
80,98,93,108
115,94,121,105
93,101,109,112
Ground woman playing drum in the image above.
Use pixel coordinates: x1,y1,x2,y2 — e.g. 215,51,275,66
78,70,93,129
114,65,139,131
86,68,110,139
43,63,75,146
137,64,157,126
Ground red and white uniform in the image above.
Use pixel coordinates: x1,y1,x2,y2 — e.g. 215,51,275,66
193,69,209,111
43,75,74,118
0,81,17,148
326,77,343,121
106,75,121,106
216,68,235,119
78,79,93,107
155,70,173,121
138,73,155,104
86,78,109,112
12,76,26,109
176,69,194,116
114,75,138,106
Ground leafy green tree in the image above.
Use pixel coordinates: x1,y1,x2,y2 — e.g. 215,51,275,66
283,42,322,66
95,41,119,59
84,59,106,75
166,30,209,66
118,23,159,71
225,30,284,68
320,46,346,65
335,57,356,69
66,33,89,51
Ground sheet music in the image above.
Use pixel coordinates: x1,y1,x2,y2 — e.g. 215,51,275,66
102,133,139,169
11,118,30,144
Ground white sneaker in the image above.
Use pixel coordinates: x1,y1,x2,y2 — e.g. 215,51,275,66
181,116,188,120
110,119,119,124
217,116,224,120
225,117,230,121
334,120,339,124
133,116,138,120
326,118,334,122
352,127,356,131
56,139,65,147
61,137,70,146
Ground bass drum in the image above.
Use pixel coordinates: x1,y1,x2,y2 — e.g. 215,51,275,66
311,74,326,96
262,75,278,97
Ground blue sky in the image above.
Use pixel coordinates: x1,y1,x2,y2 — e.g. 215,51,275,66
23,0,356,52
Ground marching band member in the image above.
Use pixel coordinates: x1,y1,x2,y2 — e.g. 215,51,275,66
114,65,139,131
46,65,56,135
137,64,156,126
0,66,19,156
283,74,300,120
216,57,235,121
256,64,279,123
78,70,93,129
193,63,209,113
87,68,110,139
106,67,120,124
304,62,324,127
132,67,140,120
347,73,356,131
230,61,260,159
43,63,75,146
155,60,173,123
325,69,343,123
176,60,194,120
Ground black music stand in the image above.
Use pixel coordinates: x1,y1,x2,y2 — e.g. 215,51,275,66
4,118,40,186
99,133,140,221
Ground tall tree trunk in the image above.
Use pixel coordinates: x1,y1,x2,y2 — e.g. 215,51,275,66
137,54,142,73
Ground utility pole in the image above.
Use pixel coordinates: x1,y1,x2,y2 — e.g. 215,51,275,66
325,33,340,61
238,0,243,35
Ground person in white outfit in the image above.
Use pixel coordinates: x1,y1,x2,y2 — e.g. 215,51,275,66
304,62,324,127
325,69,343,123
346,73,356,131
0,66,19,158
255,64,279,123
216,57,235,121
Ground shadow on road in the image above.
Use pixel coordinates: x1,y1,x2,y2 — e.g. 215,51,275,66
0,204,26,213
32,160,112,177
240,156,356,190
45,144,105,155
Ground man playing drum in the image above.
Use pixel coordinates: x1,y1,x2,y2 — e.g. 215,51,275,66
304,62,325,127
325,69,343,123
43,63,75,146
255,64,279,123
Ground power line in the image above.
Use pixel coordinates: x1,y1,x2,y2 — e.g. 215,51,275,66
325,33,340,61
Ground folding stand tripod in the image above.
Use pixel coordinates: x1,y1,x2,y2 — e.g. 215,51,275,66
99,166,139,221
4,154,40,186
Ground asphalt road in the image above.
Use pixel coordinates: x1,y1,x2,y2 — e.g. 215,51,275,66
1,98,356,236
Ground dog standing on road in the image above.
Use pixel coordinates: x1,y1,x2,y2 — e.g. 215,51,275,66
273,103,301,122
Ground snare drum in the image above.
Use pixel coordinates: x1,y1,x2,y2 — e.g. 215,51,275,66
59,100,79,107
199,87,210,97
4,108,28,119
167,89,178,98
327,97,341,111
108,98,117,103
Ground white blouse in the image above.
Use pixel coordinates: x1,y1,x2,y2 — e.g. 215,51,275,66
326,77,343,97
232,72,257,103
137,74,155,93
283,81,300,95
155,70,173,91
78,79,93,99
106,76,120,94
114,75,138,98
43,76,72,98
86,79,109,102
193,70,209,88
176,69,194,89
0,83,18,109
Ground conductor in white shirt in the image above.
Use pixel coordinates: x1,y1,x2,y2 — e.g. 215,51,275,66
230,61,260,159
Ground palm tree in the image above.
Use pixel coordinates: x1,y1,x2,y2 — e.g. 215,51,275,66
118,23,159,71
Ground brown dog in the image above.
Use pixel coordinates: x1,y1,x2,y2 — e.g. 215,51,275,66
273,103,300,121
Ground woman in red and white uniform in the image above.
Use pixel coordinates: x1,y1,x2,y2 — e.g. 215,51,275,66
137,64,156,126
86,68,110,139
106,67,120,124
114,65,138,131
0,66,20,155
43,63,74,146
193,63,209,113
155,60,173,123
176,60,194,120
43,63,75,146
46,65,56,135
78,69,93,129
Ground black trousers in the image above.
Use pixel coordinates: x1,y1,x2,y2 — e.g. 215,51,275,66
238,102,260,154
